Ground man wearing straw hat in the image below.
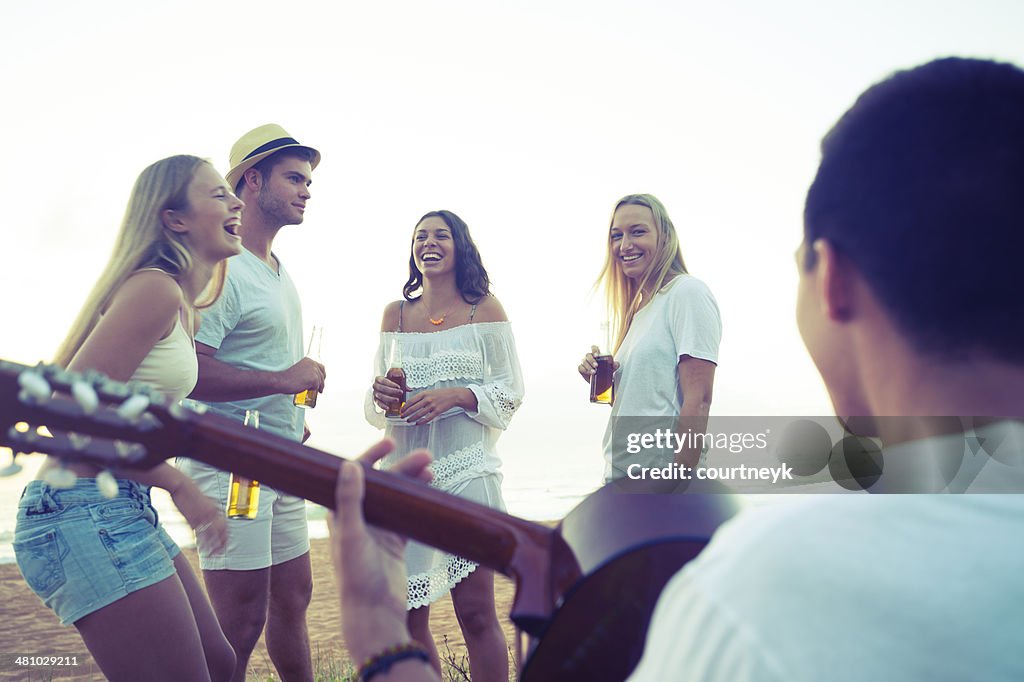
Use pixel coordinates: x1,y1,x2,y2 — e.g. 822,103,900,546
183,124,325,682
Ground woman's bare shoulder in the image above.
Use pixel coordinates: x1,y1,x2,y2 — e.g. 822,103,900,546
472,294,508,323
112,270,183,315
381,300,406,332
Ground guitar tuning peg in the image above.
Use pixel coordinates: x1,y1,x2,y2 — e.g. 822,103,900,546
43,465,78,489
176,399,207,416
116,394,150,423
126,379,150,394
80,368,106,384
68,432,92,451
102,377,130,400
17,370,52,404
0,452,23,477
18,426,39,444
38,361,61,378
6,427,25,454
46,364,73,386
96,470,119,499
71,381,100,415
113,440,145,460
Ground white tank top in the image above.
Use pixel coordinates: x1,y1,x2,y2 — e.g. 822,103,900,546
128,312,198,402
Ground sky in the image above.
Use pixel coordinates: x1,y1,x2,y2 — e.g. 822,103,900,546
2,0,1024,506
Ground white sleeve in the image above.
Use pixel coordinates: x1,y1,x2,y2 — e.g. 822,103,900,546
628,568,784,682
363,334,387,430
668,278,722,364
464,324,525,430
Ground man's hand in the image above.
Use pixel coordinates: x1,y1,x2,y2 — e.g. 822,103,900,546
279,357,326,395
193,346,327,402
330,440,433,663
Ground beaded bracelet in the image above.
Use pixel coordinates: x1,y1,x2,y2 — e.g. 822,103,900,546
357,642,431,681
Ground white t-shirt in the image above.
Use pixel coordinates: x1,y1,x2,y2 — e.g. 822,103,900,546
629,422,1024,681
194,248,305,441
602,275,722,480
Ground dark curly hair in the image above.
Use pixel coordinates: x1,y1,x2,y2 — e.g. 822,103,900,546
403,210,491,303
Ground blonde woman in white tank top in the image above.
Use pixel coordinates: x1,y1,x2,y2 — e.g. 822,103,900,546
14,156,244,681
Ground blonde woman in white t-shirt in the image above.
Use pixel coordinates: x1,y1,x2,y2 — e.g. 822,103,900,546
578,194,722,481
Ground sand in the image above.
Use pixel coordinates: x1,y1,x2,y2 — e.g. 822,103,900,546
0,538,519,681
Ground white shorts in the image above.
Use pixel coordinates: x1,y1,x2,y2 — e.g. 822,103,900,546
176,458,310,571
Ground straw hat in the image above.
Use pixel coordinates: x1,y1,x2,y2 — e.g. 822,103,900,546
226,123,321,190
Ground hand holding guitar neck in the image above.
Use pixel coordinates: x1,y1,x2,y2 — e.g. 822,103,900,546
330,441,435,668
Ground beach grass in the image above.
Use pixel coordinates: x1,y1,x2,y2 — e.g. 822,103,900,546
245,637,510,681
244,644,355,682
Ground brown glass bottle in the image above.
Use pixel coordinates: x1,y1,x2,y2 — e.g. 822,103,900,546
384,367,408,417
590,354,615,405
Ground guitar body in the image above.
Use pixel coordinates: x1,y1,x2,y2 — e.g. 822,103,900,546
0,359,740,681
522,483,739,680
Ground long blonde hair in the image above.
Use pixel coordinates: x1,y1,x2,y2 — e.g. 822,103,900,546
596,194,688,352
55,155,227,367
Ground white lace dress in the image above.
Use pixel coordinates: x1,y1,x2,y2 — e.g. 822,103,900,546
365,321,524,608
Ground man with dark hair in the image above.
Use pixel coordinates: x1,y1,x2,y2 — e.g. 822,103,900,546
181,124,326,682
328,58,1024,681
628,56,1024,680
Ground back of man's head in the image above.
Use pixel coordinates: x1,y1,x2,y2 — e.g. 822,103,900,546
804,57,1024,363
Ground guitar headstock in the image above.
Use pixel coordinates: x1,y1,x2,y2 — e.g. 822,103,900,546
0,358,199,489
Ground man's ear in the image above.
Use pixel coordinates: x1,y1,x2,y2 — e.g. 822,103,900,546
242,167,263,193
811,239,856,322
161,208,189,234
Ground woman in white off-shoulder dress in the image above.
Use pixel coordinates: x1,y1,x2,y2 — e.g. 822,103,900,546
366,209,522,680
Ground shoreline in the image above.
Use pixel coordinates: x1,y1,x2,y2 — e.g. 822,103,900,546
0,536,522,681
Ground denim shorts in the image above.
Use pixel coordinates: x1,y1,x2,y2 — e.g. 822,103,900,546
13,478,180,625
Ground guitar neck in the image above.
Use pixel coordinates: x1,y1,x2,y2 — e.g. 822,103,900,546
179,409,562,581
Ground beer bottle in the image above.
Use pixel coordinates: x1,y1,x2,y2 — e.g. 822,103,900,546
384,341,407,418
227,410,261,519
294,325,322,409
